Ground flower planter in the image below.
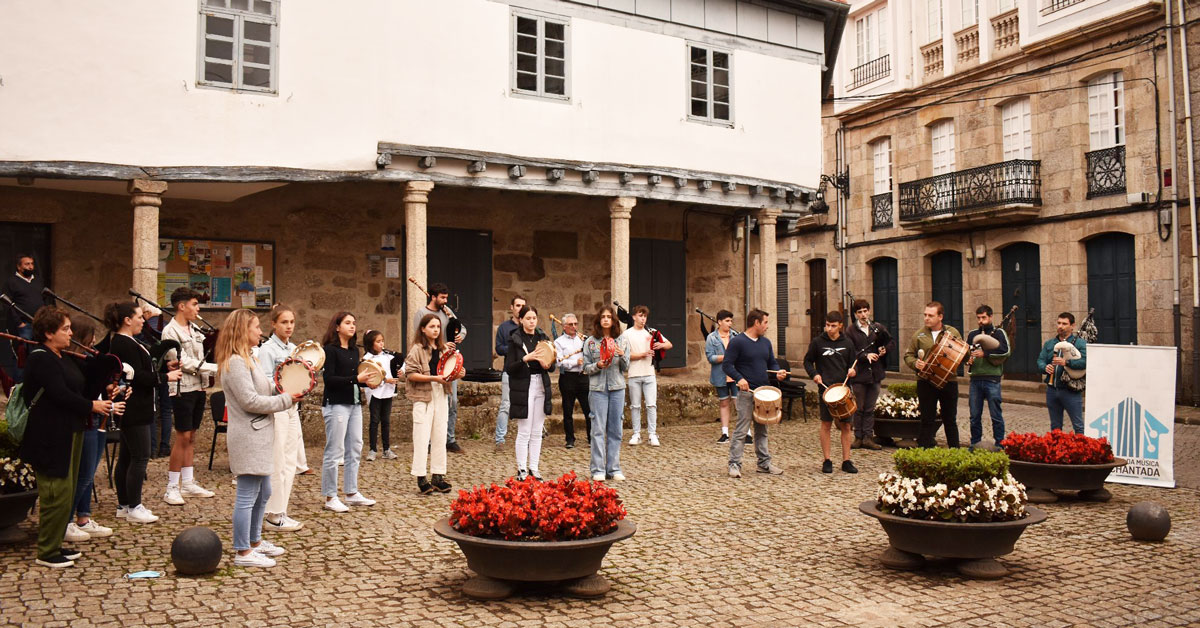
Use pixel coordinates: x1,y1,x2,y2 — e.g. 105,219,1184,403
1008,459,1127,503
859,500,1046,579
0,489,38,543
873,418,921,448
434,517,637,599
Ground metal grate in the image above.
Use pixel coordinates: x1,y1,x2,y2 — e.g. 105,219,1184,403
871,192,893,229
1085,145,1126,199
848,55,891,90
1041,0,1086,16
898,159,1041,221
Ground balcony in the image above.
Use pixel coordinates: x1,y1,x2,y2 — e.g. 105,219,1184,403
955,24,980,65
1085,145,1126,198
848,55,891,90
992,10,1019,55
872,192,893,229
921,41,944,79
1042,0,1087,16
898,160,1042,229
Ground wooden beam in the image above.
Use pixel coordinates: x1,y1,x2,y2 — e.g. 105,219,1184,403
722,181,736,193
675,177,688,188
647,175,662,186
619,172,633,184
418,156,437,169
581,170,598,184
547,168,564,181
375,153,391,169
508,165,526,179
698,180,712,191
468,161,486,174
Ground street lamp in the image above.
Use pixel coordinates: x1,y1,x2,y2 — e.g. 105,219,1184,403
809,171,849,214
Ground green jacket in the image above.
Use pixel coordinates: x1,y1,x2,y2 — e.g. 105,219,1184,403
966,327,1011,379
903,325,964,381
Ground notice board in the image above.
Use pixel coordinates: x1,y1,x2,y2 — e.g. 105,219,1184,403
157,238,275,310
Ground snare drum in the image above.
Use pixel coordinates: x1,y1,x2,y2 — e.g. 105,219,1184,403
291,340,325,370
437,349,466,383
919,333,969,389
822,384,857,422
752,386,783,425
274,358,317,396
357,360,385,388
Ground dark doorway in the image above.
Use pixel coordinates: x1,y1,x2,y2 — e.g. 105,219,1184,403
1087,233,1137,344
427,228,493,370
0,223,52,374
776,263,789,356
807,259,827,345
930,251,964,333
871,257,900,372
630,238,686,369
1001,243,1042,379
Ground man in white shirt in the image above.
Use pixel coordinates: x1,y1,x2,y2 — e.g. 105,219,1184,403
623,305,672,447
554,313,589,449
160,287,218,505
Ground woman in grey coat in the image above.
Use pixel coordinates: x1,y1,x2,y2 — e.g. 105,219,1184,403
216,309,301,568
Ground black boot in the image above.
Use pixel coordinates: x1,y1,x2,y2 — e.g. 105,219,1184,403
431,474,452,493
417,477,434,495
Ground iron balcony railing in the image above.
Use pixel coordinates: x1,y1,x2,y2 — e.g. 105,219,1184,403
898,159,1041,221
848,55,890,90
1041,0,1086,16
872,192,893,229
1085,145,1126,199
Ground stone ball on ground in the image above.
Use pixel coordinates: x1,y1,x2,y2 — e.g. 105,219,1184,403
171,526,223,575
1126,502,1171,542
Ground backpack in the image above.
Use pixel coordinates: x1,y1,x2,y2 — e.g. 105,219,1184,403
4,348,45,442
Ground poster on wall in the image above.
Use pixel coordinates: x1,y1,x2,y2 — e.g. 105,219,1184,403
210,277,232,308
158,238,275,310
1084,344,1176,488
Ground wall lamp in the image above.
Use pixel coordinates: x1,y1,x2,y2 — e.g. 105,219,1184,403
809,171,849,214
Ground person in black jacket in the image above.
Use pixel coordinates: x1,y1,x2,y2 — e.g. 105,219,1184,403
504,305,555,481
844,299,895,451
320,311,375,513
3,254,54,383
20,306,118,567
803,311,858,475
104,301,181,525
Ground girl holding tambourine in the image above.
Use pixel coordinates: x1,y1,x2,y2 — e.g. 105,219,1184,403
362,330,401,462
320,312,376,513
582,306,631,482
405,313,452,495
256,304,306,532
504,305,556,481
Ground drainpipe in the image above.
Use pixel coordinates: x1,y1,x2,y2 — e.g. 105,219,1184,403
745,214,752,313
837,123,849,312
1166,2,1182,396
1176,0,1200,404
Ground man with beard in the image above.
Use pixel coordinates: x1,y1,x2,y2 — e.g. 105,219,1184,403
966,305,1010,450
3,254,54,382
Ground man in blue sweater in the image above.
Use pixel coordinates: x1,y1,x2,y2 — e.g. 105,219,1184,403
492,295,525,449
723,309,789,478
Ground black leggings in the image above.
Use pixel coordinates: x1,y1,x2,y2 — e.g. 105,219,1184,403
916,379,960,448
368,397,393,451
115,423,151,508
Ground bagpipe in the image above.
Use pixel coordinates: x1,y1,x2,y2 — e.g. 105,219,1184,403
695,308,740,338
1049,308,1095,390
613,301,667,368
407,277,463,342
129,289,218,363
966,305,1017,368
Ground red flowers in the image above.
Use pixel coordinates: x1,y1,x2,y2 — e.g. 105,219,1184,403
1001,431,1115,465
449,472,627,542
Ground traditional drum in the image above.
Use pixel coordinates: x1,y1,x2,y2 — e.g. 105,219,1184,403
356,360,385,388
529,340,557,369
752,386,783,425
918,332,969,389
291,340,325,370
822,384,857,422
437,349,466,383
274,357,317,396
599,337,617,363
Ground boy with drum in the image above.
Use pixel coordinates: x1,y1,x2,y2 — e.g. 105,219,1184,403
803,311,858,474
722,309,787,478
903,302,964,449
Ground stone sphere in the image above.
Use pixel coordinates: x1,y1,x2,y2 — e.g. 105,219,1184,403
171,526,223,575
1126,502,1171,542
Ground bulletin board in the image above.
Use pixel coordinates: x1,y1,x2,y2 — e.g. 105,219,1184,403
157,238,275,310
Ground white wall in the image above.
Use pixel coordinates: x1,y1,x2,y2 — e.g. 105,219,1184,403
0,0,822,184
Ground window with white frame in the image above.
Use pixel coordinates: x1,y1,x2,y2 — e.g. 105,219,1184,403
872,138,892,195
689,44,732,123
928,0,942,41
931,120,956,175
1001,98,1033,159
856,6,889,66
961,0,980,26
513,12,569,99
198,0,277,93
1087,71,1125,149
998,0,1016,12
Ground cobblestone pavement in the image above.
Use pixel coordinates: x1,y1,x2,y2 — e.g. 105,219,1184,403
2,397,1199,627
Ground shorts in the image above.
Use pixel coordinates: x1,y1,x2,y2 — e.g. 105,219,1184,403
819,400,852,424
173,390,207,432
715,383,737,400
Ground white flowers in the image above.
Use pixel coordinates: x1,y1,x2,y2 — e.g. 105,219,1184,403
0,457,36,493
873,394,920,420
877,471,1028,522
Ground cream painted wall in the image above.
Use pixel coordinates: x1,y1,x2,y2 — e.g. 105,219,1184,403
0,0,821,184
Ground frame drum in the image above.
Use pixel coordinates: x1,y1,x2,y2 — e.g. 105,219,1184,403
274,358,317,396
291,340,325,370
357,360,385,388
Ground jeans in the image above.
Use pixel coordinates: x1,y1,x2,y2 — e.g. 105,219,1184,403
321,403,363,498
1046,386,1085,434
411,384,448,477
71,427,106,519
588,389,625,476
150,384,173,456
729,390,771,469
115,423,151,508
368,397,393,452
628,375,657,436
559,372,591,445
446,379,459,445
233,475,272,551
494,371,510,444
969,379,1005,445
36,432,82,560
916,379,959,448
850,382,881,439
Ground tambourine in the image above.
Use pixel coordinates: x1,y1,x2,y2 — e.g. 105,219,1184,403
291,340,325,370
530,340,556,369
357,360,385,388
274,357,317,396
599,337,617,363
437,349,466,383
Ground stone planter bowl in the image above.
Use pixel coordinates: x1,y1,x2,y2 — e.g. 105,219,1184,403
0,489,38,529
873,418,921,447
1008,459,1127,502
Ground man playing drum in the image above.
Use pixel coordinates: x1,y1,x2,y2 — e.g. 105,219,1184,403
722,309,787,478
803,311,858,474
904,302,964,449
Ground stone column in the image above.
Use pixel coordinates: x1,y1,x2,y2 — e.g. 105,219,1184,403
756,207,782,348
129,180,167,301
404,181,434,328
609,197,636,308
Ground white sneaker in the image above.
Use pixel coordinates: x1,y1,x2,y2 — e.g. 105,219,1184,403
163,485,185,506
324,497,349,513
365,450,377,462
253,538,286,557
611,472,626,481
126,505,159,524
382,449,399,460
181,480,215,498
629,433,641,446
115,506,128,519
78,520,113,538
592,472,605,481
343,492,376,507
649,434,660,447
64,523,90,543
263,514,304,532
234,551,276,568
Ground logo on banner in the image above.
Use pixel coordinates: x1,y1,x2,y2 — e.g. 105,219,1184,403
1089,397,1169,478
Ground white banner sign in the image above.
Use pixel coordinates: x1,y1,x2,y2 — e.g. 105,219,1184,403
1085,344,1176,488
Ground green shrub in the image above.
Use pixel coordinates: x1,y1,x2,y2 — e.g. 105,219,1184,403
0,418,17,459
887,382,917,399
892,448,1009,488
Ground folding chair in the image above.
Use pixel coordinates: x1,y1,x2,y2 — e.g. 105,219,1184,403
207,391,227,471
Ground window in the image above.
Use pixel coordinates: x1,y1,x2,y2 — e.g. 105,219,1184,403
688,44,732,124
873,138,892,194
928,0,942,41
1088,71,1125,150
931,120,956,175
198,0,277,93
1001,98,1032,159
998,0,1016,11
513,12,569,99
856,6,889,66
961,0,979,26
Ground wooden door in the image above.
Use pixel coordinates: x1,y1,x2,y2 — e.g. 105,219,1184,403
1001,242,1042,379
